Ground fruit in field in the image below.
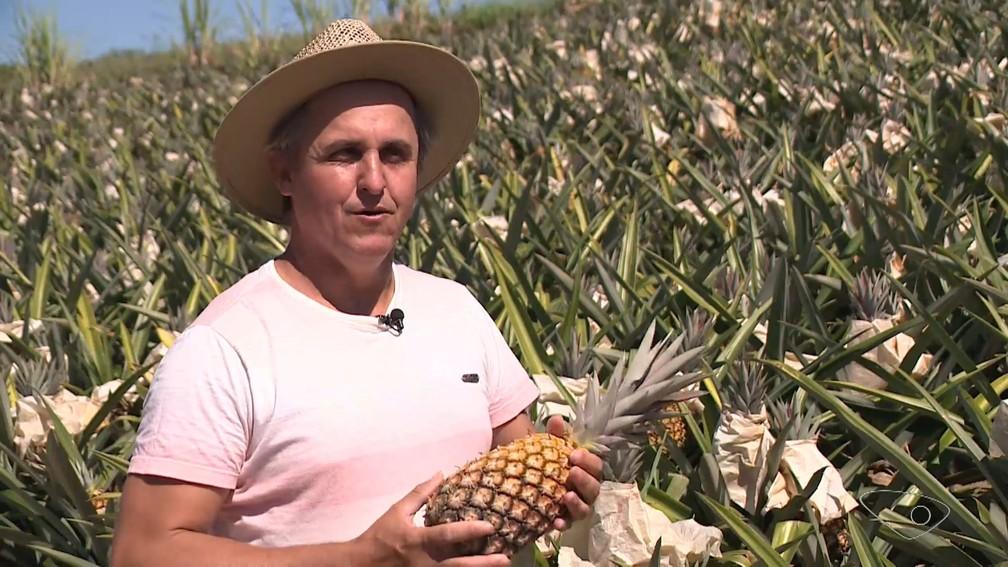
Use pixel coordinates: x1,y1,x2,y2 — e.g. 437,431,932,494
424,322,705,556
650,409,689,448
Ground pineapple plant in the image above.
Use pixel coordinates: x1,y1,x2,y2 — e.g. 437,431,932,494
770,395,853,561
850,268,899,321
649,310,713,449
423,322,705,556
602,443,645,484
768,393,821,443
721,360,768,416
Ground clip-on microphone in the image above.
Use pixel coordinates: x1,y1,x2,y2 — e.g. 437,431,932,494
378,308,405,335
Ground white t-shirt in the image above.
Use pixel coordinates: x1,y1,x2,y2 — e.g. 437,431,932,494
128,259,540,546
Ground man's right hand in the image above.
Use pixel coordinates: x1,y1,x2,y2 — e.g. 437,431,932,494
355,472,511,566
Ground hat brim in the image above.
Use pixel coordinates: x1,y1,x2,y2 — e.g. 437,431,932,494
212,41,480,224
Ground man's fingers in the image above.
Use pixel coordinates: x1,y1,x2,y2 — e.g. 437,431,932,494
562,490,592,520
546,415,569,438
569,449,603,481
440,554,512,567
566,466,601,506
421,520,496,547
400,472,444,514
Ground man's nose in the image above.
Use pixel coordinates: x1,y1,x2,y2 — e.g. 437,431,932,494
357,151,385,194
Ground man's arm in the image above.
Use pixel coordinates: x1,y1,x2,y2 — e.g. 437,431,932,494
109,473,371,567
490,406,537,447
109,473,508,567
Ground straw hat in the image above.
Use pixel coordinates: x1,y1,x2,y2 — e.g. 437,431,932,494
212,19,480,224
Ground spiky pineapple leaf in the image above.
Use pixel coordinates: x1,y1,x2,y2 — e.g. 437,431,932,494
848,514,896,567
696,493,788,567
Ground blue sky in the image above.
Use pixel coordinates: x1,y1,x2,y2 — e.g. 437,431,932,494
0,0,470,64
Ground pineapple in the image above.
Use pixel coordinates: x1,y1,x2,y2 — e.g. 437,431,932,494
822,517,851,559
649,408,690,448
424,322,705,556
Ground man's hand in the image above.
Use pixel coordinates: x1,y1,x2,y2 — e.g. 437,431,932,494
547,415,603,531
355,473,512,566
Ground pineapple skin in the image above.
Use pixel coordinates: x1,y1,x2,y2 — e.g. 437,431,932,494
424,432,572,557
647,403,689,448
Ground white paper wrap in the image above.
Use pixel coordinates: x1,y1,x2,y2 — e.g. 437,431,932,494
587,481,662,565
0,319,43,342
11,380,134,457
837,318,934,389
713,409,790,515
545,481,722,567
531,374,589,420
664,518,725,567
781,439,859,523
14,389,101,456
556,547,595,567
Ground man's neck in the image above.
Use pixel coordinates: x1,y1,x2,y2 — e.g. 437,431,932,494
274,244,395,317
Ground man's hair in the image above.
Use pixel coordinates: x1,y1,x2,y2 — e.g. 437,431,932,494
265,83,433,224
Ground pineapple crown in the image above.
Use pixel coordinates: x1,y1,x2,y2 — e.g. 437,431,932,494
13,350,67,397
850,269,898,320
721,359,768,415
769,393,822,441
602,443,645,483
673,309,714,354
570,321,705,456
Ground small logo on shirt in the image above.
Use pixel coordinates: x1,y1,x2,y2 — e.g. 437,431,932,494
461,373,480,383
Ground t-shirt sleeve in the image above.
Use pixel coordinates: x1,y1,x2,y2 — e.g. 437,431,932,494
128,324,252,489
463,289,540,428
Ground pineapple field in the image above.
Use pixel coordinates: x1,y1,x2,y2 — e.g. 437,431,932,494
2,0,1008,564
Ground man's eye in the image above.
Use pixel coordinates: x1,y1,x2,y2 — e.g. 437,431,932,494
329,150,358,161
381,150,410,163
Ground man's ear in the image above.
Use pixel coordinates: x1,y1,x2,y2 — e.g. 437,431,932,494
266,149,295,198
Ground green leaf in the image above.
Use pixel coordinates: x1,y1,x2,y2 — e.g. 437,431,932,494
848,514,896,567
770,362,999,550
770,520,812,564
696,493,788,567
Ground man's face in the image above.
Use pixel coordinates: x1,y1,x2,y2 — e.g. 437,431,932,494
272,80,420,266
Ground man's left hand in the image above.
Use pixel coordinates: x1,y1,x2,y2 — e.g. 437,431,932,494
546,415,602,531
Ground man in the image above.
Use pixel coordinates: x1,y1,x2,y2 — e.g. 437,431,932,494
110,20,601,567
